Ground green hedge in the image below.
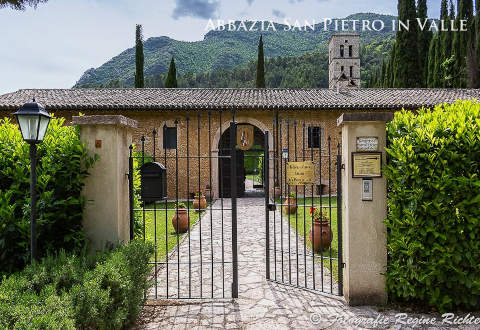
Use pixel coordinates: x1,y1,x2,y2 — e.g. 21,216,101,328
0,240,154,329
385,100,480,312
0,117,97,275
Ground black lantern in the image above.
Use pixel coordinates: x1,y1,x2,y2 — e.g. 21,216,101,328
13,98,51,143
13,98,51,262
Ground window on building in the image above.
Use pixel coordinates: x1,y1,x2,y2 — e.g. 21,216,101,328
349,45,353,57
350,66,353,77
308,126,322,148
340,45,344,57
163,125,177,149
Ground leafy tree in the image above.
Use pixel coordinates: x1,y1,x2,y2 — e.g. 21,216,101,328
452,0,474,87
393,0,421,87
256,35,266,88
0,0,47,10
417,0,432,86
134,24,144,88
164,57,178,88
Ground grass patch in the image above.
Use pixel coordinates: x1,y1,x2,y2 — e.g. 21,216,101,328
246,173,263,185
137,202,206,261
279,197,340,280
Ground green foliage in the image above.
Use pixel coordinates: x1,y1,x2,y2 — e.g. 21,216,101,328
0,240,154,329
394,0,421,87
135,24,145,88
164,57,178,88
385,100,480,312
0,117,97,275
256,35,266,88
175,202,187,209
0,0,48,10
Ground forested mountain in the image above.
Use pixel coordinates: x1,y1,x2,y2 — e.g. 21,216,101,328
74,13,395,88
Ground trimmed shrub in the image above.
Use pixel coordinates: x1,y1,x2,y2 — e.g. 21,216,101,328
0,240,154,329
385,100,480,312
0,117,97,274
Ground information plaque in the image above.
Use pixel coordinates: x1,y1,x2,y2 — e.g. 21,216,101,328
352,152,382,178
356,136,379,152
286,161,315,185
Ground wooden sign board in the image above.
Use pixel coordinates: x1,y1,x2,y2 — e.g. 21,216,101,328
352,152,382,178
237,125,254,151
286,161,315,185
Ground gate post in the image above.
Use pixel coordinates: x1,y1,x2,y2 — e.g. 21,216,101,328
72,115,137,251
337,112,393,306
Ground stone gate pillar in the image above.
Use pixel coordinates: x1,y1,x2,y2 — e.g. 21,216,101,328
72,115,137,251
337,112,393,306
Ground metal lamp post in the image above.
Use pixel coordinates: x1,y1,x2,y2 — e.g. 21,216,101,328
13,99,51,262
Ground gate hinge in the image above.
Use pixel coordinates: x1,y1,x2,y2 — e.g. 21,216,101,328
342,262,346,268
341,164,345,170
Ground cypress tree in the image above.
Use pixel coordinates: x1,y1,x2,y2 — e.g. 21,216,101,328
434,34,444,87
417,0,433,87
427,36,437,87
256,35,266,88
134,24,144,88
394,0,421,87
452,0,474,87
165,57,178,88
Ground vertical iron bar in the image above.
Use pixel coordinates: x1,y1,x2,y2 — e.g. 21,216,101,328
197,113,202,298
230,119,238,298
286,118,291,284
29,143,38,262
294,120,298,286
186,117,192,298
272,117,277,281
302,122,307,287
129,145,134,240
264,131,270,280
319,130,324,292
141,136,145,242
337,142,344,296
328,136,333,294
162,127,168,299
209,111,214,298
279,118,284,283
309,125,315,290
175,120,180,298
219,110,225,298
153,129,158,299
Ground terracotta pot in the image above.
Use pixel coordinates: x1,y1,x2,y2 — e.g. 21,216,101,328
309,219,332,252
172,209,189,234
193,195,207,210
284,197,297,214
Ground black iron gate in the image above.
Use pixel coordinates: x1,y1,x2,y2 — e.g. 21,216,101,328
264,116,343,296
128,112,238,299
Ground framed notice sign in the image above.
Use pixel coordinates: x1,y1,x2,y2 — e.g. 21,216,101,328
352,152,382,178
286,161,315,185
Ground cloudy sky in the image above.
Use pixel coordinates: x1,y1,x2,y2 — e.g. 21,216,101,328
0,0,441,95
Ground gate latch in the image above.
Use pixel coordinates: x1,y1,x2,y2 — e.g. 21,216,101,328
267,203,277,211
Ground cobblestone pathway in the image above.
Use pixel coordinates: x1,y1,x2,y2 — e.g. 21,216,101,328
136,197,477,330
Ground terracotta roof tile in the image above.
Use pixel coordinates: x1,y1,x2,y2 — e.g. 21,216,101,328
0,88,479,111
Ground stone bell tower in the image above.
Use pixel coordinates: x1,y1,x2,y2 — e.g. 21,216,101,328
329,34,361,89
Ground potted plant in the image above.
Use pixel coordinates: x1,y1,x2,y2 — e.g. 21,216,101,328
309,207,332,252
284,192,297,214
172,202,189,234
193,190,207,210
204,184,212,202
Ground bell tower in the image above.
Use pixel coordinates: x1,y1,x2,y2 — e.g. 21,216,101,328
328,34,361,89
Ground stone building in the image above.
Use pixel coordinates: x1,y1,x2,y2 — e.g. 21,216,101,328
1,34,479,199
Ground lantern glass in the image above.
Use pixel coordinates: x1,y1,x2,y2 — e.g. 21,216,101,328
37,115,50,141
17,114,41,142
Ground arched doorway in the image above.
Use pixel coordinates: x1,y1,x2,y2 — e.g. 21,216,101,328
218,124,265,198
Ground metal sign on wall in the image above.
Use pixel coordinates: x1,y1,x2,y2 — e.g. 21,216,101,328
286,161,315,185
352,152,382,178
237,125,254,151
